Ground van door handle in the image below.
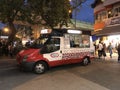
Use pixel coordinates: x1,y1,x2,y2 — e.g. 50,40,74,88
60,50,62,53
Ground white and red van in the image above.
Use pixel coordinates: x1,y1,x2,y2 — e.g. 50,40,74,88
16,29,95,74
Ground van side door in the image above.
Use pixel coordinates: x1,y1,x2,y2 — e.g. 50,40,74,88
42,37,63,64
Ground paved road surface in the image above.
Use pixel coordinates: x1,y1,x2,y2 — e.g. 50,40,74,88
0,58,120,90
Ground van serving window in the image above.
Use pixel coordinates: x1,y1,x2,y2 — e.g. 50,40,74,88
69,34,90,48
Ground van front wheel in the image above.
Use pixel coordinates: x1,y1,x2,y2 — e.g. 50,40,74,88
82,57,89,66
34,61,47,74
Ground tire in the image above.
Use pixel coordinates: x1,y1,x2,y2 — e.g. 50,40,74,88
82,57,89,66
34,61,47,74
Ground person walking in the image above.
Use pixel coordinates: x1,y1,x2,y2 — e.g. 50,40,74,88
8,43,14,58
117,44,120,63
94,42,97,55
98,41,103,59
0,41,2,56
108,43,113,58
102,43,106,59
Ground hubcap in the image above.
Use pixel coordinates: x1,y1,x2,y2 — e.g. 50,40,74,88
35,63,45,73
84,58,88,65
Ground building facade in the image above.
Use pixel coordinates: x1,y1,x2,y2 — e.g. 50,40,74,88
92,0,120,47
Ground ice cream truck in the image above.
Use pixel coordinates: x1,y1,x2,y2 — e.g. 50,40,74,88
16,29,95,74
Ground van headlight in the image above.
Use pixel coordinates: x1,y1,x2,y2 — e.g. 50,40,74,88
23,55,28,62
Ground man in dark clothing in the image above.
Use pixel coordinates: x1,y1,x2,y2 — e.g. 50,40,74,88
0,41,2,56
0,41,2,47
117,44,120,62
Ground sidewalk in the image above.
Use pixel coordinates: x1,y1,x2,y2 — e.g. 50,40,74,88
95,52,118,61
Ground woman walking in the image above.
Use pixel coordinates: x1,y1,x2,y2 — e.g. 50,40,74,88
108,43,113,58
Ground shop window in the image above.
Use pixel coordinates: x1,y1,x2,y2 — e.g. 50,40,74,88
98,13,102,21
95,14,99,23
95,11,107,23
119,7,120,13
114,8,119,16
95,14,98,20
108,10,113,18
102,11,107,20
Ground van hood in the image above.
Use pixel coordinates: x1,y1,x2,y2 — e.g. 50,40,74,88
18,48,40,56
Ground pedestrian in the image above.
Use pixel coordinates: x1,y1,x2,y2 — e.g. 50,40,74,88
108,43,113,58
117,44,120,63
8,43,14,58
2,40,7,56
25,41,31,47
94,42,97,55
98,41,103,59
102,43,106,59
0,40,2,56
70,39,75,47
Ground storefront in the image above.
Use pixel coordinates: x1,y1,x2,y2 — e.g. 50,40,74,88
92,0,120,49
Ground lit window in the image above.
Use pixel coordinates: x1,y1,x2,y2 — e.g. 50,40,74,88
108,10,113,18
101,0,105,2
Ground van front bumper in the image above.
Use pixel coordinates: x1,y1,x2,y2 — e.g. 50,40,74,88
19,61,35,71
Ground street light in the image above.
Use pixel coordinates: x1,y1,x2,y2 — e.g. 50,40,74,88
0,27,9,40
2,27,9,39
4,27,9,33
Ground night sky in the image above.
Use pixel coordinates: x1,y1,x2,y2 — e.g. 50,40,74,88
73,0,95,23
0,23,6,29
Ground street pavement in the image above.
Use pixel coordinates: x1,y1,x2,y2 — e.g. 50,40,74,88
95,52,118,61
0,57,119,90
0,55,17,69
0,53,120,90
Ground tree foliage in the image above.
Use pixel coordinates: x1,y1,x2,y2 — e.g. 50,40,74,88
28,0,72,28
0,0,25,43
0,0,86,43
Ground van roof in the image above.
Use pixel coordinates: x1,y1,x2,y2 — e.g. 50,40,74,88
40,29,91,37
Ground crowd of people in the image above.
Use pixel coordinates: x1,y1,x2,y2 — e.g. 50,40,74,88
94,41,120,62
0,40,23,58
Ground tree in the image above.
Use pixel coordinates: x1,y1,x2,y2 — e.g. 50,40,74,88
28,0,72,29
0,0,33,44
0,0,71,43
0,0,86,44
28,0,87,29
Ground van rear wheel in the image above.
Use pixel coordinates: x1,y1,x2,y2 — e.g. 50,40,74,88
34,61,47,74
82,57,89,66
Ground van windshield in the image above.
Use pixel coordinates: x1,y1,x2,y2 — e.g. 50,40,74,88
30,37,49,49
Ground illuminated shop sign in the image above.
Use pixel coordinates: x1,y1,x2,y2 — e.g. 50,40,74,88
110,17,120,25
41,29,52,34
0,36,8,39
106,16,120,26
67,30,82,34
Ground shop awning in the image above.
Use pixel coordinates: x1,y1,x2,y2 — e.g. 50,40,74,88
94,25,120,36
